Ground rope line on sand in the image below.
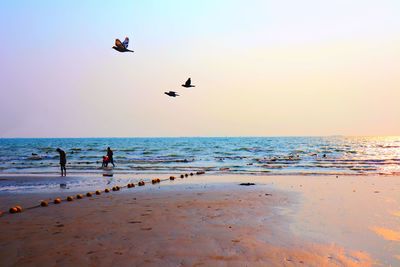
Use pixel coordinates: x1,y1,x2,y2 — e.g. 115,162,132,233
0,171,205,217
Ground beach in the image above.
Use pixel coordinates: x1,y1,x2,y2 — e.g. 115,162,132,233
1,174,399,266
2,0,399,265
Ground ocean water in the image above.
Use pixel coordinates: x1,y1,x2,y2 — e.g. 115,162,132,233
0,136,399,176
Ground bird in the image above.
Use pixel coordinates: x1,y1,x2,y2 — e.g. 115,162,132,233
181,78,195,88
164,91,179,97
112,37,134,52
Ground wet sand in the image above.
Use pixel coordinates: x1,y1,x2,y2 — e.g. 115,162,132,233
0,175,399,266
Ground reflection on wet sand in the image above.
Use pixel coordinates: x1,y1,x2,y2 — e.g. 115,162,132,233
371,227,400,241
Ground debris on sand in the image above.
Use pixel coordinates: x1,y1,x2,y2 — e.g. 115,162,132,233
239,183,255,186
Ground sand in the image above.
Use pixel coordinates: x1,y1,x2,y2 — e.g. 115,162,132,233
0,175,399,266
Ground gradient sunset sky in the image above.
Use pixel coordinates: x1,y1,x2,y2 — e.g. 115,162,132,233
0,0,399,137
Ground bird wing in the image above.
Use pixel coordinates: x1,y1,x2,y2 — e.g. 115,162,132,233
122,37,129,48
185,78,191,86
115,39,124,49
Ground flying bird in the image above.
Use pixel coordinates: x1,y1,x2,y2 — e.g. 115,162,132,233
112,37,133,53
181,78,195,88
164,91,179,97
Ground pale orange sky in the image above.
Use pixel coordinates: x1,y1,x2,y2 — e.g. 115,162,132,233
0,1,399,137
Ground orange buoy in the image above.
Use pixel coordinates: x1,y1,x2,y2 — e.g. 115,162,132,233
190,172,193,176
105,188,110,193
180,174,184,178
152,179,157,184
130,183,135,188
116,186,120,191
127,183,131,188
76,194,83,199
157,178,160,183
138,181,145,186
86,192,92,197
9,207,18,214
185,173,188,177
67,196,74,201
54,198,62,204
170,176,175,180
40,200,48,207
95,190,101,195
15,205,22,212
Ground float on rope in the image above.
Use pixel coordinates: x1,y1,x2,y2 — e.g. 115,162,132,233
2,171,206,216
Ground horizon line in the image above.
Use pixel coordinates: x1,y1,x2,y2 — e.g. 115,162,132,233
0,135,399,139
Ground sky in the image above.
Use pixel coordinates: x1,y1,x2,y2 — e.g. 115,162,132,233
0,0,399,137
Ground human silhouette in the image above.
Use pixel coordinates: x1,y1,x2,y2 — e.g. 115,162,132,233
56,148,67,176
181,78,195,88
112,37,134,53
164,91,179,97
107,147,115,167
102,156,109,167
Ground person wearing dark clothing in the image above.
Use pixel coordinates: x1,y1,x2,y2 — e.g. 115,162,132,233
56,148,67,176
107,147,115,167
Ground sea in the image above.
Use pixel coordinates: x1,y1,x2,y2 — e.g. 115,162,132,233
0,136,399,176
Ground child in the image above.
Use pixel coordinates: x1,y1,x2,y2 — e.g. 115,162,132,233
102,156,109,167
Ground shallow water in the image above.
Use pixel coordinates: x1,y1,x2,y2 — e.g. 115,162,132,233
0,136,399,176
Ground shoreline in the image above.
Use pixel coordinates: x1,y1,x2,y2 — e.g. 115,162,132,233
0,172,399,195
1,171,399,177
0,174,399,265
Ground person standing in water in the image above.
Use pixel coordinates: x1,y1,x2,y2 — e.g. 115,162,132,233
107,147,115,167
56,148,67,176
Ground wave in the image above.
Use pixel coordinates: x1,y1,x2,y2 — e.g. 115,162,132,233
1,136,400,176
